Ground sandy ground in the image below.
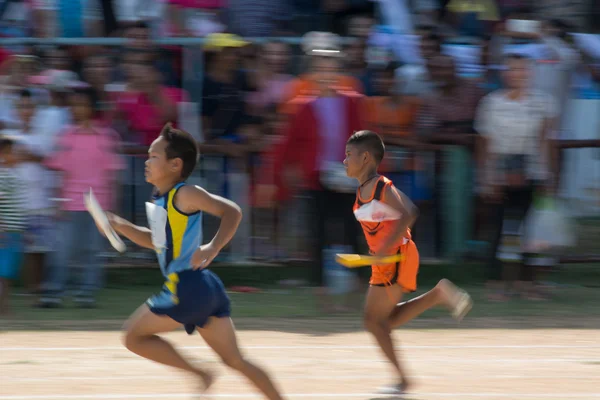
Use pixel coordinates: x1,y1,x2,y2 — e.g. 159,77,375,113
1,323,599,400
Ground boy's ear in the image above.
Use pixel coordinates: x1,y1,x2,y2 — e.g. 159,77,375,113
170,157,183,173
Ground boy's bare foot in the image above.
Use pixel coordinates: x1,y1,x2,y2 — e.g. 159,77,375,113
199,370,215,393
377,380,410,395
437,279,473,321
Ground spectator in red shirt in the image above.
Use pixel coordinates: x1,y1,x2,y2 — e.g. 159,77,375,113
257,33,364,302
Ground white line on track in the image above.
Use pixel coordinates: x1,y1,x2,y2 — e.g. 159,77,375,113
3,357,600,365
0,374,596,383
2,393,600,399
2,344,599,351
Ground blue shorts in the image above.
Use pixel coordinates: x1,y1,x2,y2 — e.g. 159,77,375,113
147,269,231,334
0,233,24,280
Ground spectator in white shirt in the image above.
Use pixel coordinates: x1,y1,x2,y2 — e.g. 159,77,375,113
475,53,557,301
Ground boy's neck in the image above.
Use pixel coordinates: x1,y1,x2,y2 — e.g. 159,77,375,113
357,168,379,186
154,179,183,197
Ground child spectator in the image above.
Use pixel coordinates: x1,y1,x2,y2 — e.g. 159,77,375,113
40,87,123,308
0,137,26,316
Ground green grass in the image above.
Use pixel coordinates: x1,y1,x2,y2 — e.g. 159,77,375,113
6,283,600,324
4,262,600,331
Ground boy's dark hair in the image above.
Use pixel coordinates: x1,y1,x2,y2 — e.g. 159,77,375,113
160,123,199,180
347,130,385,164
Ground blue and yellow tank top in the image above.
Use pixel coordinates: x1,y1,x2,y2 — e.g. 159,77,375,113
148,182,203,277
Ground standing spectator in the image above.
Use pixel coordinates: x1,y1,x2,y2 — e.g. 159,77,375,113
280,31,364,115
418,54,485,257
246,40,294,118
258,34,363,308
82,52,115,124
0,55,41,130
532,20,581,126
116,62,184,146
0,137,26,316
165,0,224,37
345,38,376,96
397,32,444,97
4,89,54,297
115,61,185,222
202,33,256,147
474,53,557,301
40,87,123,308
363,62,423,198
122,21,179,86
419,54,485,136
226,0,292,37
29,0,103,38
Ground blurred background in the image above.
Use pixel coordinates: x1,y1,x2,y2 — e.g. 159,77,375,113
0,0,599,318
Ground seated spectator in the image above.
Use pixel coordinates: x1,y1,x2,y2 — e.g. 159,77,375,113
41,87,123,308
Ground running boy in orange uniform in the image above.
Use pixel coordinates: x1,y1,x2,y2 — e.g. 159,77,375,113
344,130,473,395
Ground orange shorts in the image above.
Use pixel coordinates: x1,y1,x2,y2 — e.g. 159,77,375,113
369,239,419,292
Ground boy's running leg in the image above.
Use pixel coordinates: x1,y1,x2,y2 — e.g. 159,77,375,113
199,316,286,400
364,284,410,392
389,279,472,329
123,304,213,389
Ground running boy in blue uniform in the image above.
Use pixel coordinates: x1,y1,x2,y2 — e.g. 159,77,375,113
99,123,286,399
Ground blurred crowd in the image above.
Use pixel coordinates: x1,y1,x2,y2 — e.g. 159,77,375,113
0,0,599,314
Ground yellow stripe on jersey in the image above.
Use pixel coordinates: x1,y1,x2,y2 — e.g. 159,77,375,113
165,272,180,305
167,189,188,260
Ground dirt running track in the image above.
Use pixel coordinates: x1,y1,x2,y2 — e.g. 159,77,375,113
1,321,599,400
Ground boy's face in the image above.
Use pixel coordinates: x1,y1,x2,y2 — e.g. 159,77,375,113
145,136,182,186
343,143,367,178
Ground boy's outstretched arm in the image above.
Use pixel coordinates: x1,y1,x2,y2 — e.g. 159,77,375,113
176,185,243,269
107,213,154,250
377,184,419,256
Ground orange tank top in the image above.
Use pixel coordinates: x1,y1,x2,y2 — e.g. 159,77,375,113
353,176,411,255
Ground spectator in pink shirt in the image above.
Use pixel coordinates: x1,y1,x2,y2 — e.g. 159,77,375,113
40,87,124,308
116,63,187,146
